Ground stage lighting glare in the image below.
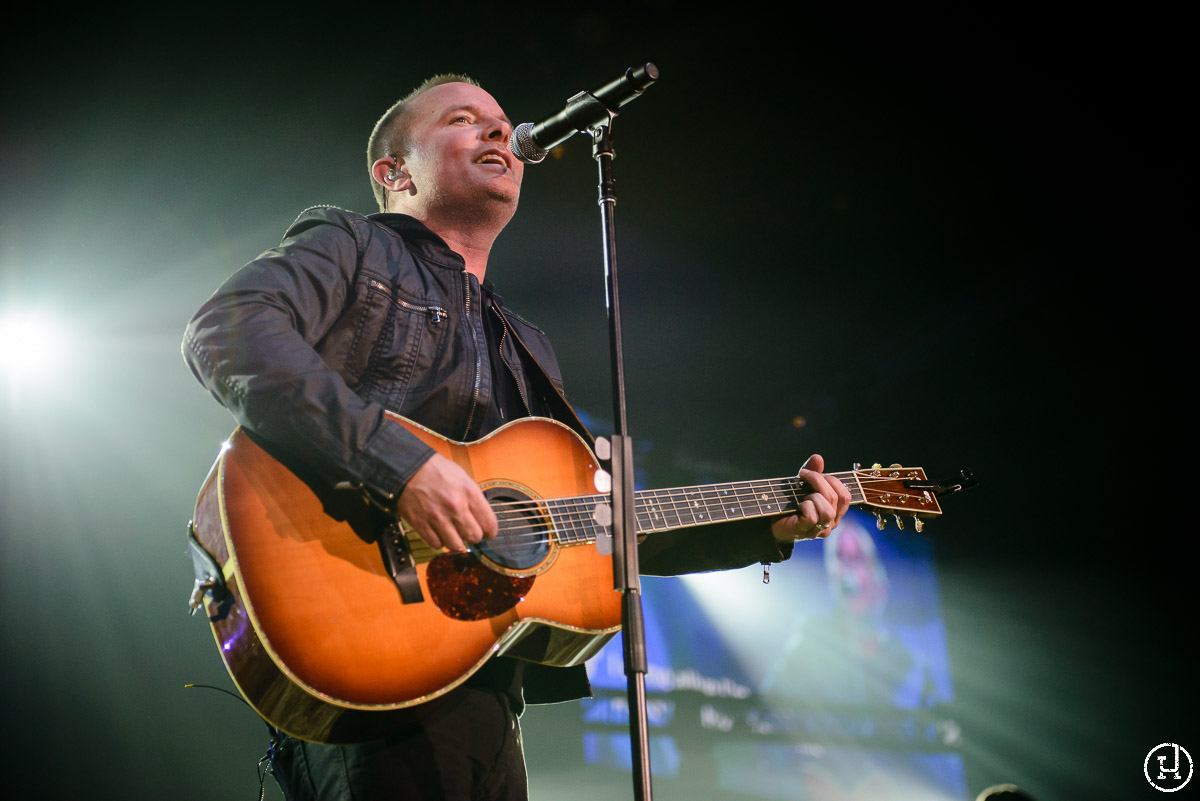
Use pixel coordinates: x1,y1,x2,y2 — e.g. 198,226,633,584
0,311,67,382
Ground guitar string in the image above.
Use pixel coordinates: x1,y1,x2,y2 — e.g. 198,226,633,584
487,479,809,529
483,475,923,531
482,472,911,519
464,476,933,547
483,474,919,523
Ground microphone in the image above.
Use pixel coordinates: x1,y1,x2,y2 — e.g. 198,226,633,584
509,63,659,164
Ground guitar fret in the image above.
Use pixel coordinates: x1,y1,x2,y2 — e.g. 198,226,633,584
582,500,603,543
550,499,569,542
659,489,684,530
683,487,706,525
558,498,594,544
739,480,766,519
635,501,654,534
766,477,798,515
578,496,608,543
713,484,731,521
547,499,576,543
751,479,779,516
595,497,612,542
845,472,866,505
581,498,605,543
721,482,749,521
703,485,728,522
637,489,681,533
662,489,687,527
544,499,563,541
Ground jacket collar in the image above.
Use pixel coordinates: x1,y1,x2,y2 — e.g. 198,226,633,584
368,213,466,271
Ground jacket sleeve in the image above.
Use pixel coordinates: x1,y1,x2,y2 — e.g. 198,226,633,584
637,518,795,576
181,207,435,502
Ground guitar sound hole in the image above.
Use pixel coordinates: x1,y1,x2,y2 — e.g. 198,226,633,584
475,486,550,571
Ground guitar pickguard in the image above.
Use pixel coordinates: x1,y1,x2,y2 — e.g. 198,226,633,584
425,552,535,621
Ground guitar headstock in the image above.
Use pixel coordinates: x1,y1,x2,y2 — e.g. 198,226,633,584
848,463,946,532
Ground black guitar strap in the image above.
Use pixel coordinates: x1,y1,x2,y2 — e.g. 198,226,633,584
378,518,424,605
502,314,596,451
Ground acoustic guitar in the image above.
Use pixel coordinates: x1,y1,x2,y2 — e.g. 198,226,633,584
186,412,970,743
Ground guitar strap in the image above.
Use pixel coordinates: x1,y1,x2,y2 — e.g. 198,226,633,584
378,518,424,604
502,313,596,450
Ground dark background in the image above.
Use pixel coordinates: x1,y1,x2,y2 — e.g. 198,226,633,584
1,5,1189,799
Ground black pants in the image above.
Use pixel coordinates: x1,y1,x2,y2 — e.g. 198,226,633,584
270,687,528,801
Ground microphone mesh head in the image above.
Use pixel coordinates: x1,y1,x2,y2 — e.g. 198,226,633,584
509,123,547,164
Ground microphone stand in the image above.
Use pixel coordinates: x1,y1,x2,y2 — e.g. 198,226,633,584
515,63,659,801
592,114,653,801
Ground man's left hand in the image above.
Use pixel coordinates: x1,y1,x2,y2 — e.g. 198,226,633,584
771,454,851,542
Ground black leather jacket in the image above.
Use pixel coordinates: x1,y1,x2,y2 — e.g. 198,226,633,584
184,205,792,573
184,206,575,505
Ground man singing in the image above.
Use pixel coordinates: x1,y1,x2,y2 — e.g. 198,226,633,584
183,74,849,800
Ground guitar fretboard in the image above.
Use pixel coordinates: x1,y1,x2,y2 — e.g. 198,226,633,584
534,472,865,545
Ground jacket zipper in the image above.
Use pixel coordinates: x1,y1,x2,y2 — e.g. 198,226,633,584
460,271,484,440
493,306,531,416
368,280,447,323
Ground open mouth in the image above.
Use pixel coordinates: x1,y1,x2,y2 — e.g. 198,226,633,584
475,151,509,170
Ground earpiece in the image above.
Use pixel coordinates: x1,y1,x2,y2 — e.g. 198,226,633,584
385,157,402,183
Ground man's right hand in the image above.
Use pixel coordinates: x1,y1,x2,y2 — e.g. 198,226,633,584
395,453,498,552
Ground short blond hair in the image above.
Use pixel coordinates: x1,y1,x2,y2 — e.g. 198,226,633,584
366,73,481,211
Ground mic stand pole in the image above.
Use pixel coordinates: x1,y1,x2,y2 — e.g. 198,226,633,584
592,116,653,801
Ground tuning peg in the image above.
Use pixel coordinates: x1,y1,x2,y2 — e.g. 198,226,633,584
874,511,886,530
893,515,905,530
913,517,924,533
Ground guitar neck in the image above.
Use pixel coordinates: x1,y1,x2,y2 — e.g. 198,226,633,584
543,470,866,546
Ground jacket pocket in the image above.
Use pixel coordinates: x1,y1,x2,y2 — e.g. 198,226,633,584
345,279,448,406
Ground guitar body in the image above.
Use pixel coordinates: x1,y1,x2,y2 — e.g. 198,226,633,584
191,415,622,743
191,411,959,743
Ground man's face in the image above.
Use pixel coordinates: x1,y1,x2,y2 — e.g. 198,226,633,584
400,82,524,216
